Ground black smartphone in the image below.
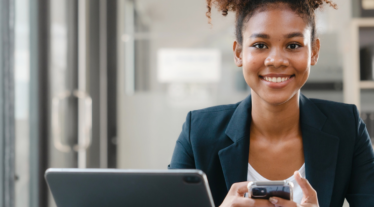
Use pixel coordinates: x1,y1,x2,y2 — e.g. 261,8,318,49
247,181,293,200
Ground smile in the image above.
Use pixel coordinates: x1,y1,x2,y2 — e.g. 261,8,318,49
259,75,295,83
259,74,295,89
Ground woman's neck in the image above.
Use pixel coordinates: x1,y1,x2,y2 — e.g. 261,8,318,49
250,91,301,140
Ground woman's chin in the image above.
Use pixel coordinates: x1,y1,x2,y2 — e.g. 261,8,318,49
265,99,290,106
256,92,298,106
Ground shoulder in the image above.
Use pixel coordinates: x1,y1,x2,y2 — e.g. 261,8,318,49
309,98,357,119
184,102,241,144
308,98,360,137
309,98,355,110
188,102,240,125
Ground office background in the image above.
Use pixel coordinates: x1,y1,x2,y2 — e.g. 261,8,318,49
0,0,374,206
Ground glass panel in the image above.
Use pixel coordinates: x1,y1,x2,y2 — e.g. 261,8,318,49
117,0,249,170
14,0,30,206
49,0,79,170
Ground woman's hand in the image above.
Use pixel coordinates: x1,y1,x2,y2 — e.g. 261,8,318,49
268,171,319,207
220,182,274,207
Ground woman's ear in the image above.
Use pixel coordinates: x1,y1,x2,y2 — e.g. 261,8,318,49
311,38,320,66
233,41,243,67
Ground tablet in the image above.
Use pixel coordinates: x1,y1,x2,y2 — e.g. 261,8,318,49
45,168,215,207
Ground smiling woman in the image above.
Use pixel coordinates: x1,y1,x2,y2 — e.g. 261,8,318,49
169,0,374,207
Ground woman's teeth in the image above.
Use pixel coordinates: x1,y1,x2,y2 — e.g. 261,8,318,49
263,76,291,83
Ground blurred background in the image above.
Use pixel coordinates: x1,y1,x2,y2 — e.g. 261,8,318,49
0,0,374,206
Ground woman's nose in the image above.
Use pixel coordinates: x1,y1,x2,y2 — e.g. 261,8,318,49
264,49,289,68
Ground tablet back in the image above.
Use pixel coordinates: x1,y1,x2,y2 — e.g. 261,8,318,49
45,168,215,207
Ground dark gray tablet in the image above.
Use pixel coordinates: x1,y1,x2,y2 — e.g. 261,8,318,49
45,168,215,207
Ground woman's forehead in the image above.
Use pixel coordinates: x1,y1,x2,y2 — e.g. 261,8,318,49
243,7,311,38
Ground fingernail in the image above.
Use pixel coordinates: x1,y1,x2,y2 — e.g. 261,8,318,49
297,171,302,177
269,197,278,204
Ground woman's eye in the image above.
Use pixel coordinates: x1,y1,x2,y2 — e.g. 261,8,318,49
253,44,267,49
287,44,300,49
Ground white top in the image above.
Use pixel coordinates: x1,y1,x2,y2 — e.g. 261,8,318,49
247,163,306,204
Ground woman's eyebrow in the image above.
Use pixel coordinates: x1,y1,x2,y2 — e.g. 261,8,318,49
250,32,304,39
284,32,304,38
250,33,270,39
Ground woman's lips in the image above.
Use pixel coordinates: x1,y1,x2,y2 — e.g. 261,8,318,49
259,75,295,89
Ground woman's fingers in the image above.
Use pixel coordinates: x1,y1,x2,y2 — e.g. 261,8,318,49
229,197,274,207
229,182,249,196
294,171,312,195
294,171,318,204
250,198,276,207
221,182,275,207
269,197,297,207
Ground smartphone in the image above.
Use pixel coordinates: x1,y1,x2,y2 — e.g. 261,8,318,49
247,180,293,200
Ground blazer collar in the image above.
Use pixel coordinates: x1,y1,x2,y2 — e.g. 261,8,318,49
225,94,252,143
219,93,339,207
299,93,327,130
299,94,339,207
218,95,252,189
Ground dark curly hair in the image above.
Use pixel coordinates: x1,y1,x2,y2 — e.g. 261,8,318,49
206,0,337,45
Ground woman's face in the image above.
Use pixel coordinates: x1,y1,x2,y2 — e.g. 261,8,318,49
233,5,320,106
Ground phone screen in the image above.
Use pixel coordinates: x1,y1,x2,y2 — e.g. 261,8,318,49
252,186,291,200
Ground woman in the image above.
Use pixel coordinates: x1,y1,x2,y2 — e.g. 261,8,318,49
169,0,374,206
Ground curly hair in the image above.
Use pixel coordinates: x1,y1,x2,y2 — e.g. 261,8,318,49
206,0,337,45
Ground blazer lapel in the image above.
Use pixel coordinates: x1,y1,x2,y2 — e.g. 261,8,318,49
300,94,339,207
219,95,251,190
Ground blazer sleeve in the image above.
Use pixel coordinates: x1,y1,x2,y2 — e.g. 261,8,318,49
168,111,195,169
346,106,374,206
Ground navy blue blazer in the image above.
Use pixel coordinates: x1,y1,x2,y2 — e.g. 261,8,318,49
169,94,374,207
